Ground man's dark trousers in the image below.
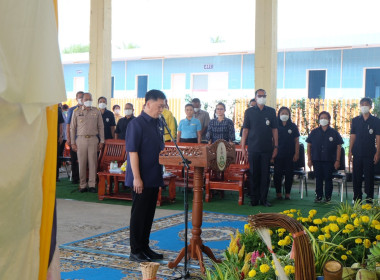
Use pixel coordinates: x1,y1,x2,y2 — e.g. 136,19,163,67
249,152,272,203
70,149,80,183
274,156,293,194
130,187,159,254
313,161,334,199
353,156,374,200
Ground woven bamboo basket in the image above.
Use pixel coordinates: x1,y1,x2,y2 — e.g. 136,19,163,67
323,260,342,280
140,262,160,280
248,213,316,280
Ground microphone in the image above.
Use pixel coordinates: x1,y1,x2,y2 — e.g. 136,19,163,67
159,114,168,128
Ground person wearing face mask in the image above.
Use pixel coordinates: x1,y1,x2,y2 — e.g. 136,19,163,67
274,107,300,200
240,89,278,207
98,96,116,140
349,97,380,203
115,103,135,140
66,91,84,184
306,111,343,203
70,92,105,193
113,104,123,123
192,98,211,142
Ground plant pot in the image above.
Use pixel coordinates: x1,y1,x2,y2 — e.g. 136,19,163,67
316,276,324,280
323,260,343,280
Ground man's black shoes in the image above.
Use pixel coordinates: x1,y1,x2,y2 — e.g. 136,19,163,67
250,200,259,206
89,187,97,193
129,252,152,262
143,247,163,260
260,200,272,207
79,188,88,193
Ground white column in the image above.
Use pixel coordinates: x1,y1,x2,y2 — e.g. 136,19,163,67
89,0,112,102
255,0,277,107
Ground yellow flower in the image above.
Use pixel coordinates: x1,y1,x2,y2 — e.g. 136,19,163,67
322,218,328,223
377,224,380,230
341,214,349,221
362,204,372,210
318,235,325,241
351,213,357,218
342,229,349,234
302,218,309,223
278,239,285,246
337,217,346,224
324,233,331,239
244,224,251,233
341,255,347,261
329,223,339,232
360,229,365,232
374,241,377,245
361,216,370,223
260,264,270,274
354,218,360,226
283,210,290,214
376,235,380,241
248,269,257,278
284,265,295,276
278,228,286,233
241,262,250,276
309,226,319,233
337,244,345,250
346,250,352,255
244,252,252,263
328,215,337,222
345,224,354,232
313,219,322,225
287,213,294,218
355,238,363,244
238,244,245,259
363,239,371,248
290,209,297,213
309,209,317,217
297,217,303,221
321,244,329,251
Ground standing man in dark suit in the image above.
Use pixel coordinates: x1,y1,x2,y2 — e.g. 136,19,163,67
240,89,278,207
125,89,166,262
349,97,380,202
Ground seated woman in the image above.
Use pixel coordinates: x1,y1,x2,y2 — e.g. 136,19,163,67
177,104,202,143
206,102,235,144
306,111,343,203
274,106,300,200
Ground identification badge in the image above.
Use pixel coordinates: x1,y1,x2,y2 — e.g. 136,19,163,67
266,120,270,126
369,129,373,134
288,129,292,134
106,118,109,122
329,137,333,142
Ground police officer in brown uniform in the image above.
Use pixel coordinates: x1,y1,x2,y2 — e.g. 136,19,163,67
70,92,105,192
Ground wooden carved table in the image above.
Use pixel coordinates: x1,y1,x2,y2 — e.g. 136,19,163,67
97,171,177,206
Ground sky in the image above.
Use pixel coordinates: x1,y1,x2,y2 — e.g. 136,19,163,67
58,0,380,52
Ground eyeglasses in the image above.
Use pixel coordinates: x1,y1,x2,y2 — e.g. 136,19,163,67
216,108,225,110
257,95,267,98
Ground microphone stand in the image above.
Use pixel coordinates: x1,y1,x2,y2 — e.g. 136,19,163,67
160,116,195,279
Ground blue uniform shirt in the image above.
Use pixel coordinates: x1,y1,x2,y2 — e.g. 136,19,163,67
351,114,380,158
66,105,78,124
178,117,201,139
277,120,300,158
306,126,343,162
243,105,278,153
125,111,165,188
101,109,116,140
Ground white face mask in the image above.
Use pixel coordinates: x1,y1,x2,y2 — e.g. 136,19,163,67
280,115,289,122
77,98,83,105
124,109,133,116
84,100,92,107
360,106,370,114
319,119,329,126
114,109,120,115
98,103,107,109
193,108,200,113
256,97,266,105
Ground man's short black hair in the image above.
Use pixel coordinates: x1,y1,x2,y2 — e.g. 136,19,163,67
125,103,134,109
255,89,266,96
318,111,331,120
192,98,201,103
98,96,107,103
62,104,69,110
145,90,166,103
76,91,84,97
112,104,120,111
185,103,194,109
249,98,256,103
360,97,372,106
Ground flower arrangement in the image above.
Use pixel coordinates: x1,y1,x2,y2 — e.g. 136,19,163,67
120,160,127,172
204,201,380,279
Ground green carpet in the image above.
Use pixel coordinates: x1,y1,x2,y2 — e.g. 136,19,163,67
56,178,353,218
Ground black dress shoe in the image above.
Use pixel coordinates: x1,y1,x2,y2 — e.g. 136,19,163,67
88,187,97,193
72,180,79,184
129,252,152,262
144,247,163,259
250,200,259,206
260,201,272,207
79,188,88,193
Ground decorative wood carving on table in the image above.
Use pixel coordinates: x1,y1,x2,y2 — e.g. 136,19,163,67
159,140,235,273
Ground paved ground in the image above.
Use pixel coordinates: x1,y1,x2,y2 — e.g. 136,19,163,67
57,199,182,245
